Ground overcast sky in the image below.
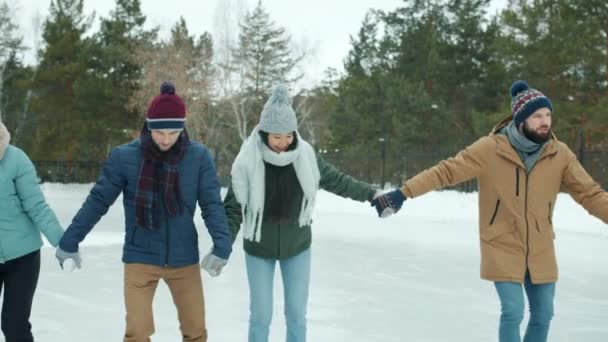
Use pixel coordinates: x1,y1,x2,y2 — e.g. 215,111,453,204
12,0,508,87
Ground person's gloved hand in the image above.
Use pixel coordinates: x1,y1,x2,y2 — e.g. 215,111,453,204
55,247,82,270
200,249,228,277
371,189,406,218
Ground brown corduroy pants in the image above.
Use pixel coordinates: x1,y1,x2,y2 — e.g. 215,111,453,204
123,263,207,342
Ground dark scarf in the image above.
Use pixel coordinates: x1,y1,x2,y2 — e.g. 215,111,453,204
258,131,302,223
135,126,189,230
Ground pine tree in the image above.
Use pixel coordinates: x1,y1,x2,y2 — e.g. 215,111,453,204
569,0,608,143
1,53,33,138
440,0,507,141
499,0,608,146
292,68,341,147
24,0,93,161
78,0,157,157
233,0,302,97
132,17,219,146
0,1,24,123
224,0,304,141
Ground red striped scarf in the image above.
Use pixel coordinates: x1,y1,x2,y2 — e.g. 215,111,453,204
135,126,189,230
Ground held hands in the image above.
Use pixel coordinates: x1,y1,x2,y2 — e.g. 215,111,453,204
371,189,406,218
200,249,228,277
55,247,82,270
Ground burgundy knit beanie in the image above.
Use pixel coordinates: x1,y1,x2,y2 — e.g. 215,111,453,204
146,81,186,130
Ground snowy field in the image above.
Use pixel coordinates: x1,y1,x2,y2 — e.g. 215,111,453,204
3,183,608,342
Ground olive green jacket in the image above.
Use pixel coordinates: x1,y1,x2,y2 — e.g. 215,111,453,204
224,155,374,259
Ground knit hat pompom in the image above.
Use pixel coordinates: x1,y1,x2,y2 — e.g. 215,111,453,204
258,83,297,134
160,81,176,95
510,80,529,97
268,84,291,106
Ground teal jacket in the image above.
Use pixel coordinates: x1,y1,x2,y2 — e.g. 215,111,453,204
224,154,375,260
0,142,64,263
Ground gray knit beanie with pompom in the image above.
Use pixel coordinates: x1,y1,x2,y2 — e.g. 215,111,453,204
258,84,297,134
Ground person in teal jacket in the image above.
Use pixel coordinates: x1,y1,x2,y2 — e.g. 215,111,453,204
223,84,379,342
0,121,64,342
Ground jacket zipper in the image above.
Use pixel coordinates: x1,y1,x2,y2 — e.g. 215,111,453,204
520,150,553,279
277,223,281,258
524,174,530,272
165,215,170,267
524,160,542,273
489,200,500,225
515,168,520,197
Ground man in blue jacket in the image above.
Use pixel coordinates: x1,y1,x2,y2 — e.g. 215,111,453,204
56,82,232,342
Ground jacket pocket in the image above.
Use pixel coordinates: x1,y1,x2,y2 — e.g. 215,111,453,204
0,197,23,221
180,182,197,205
127,228,135,244
535,217,555,239
127,227,151,249
489,199,500,225
481,220,515,242
177,222,199,246
7,197,22,211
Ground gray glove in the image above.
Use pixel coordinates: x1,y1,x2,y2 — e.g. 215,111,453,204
200,249,228,277
55,247,82,270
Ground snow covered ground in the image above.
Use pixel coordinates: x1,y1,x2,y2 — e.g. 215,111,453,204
4,183,608,341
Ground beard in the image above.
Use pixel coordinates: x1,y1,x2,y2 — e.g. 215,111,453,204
522,122,551,144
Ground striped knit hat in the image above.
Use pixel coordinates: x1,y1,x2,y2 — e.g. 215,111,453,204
146,82,186,130
510,80,553,126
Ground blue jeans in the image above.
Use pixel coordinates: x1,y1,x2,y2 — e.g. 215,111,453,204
494,272,555,342
246,248,311,342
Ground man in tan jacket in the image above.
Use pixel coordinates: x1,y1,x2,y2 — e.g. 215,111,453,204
371,80,608,342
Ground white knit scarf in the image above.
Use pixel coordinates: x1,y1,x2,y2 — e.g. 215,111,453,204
231,125,320,242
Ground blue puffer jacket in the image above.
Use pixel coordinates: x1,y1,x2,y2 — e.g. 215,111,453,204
59,138,232,267
0,123,64,263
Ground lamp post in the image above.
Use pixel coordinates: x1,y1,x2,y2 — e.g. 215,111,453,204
379,136,386,189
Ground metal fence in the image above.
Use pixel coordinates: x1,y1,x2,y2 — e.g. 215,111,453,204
32,147,608,192
34,160,105,183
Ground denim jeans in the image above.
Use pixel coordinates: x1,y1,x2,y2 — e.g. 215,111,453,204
494,272,555,342
246,248,311,342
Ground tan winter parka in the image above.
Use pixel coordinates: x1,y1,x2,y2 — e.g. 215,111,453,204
401,117,608,284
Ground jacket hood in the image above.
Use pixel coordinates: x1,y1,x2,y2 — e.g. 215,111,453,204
491,115,514,134
0,122,10,160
